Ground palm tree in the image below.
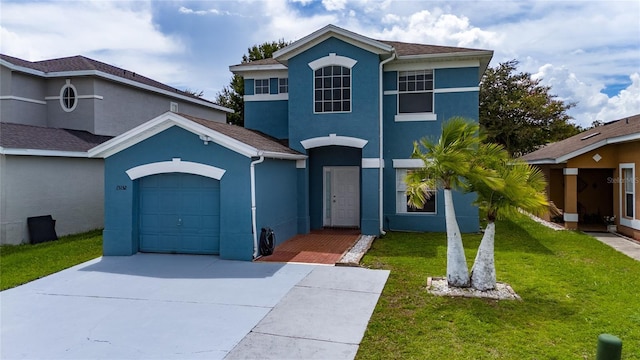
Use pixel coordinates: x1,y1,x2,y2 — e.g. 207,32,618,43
468,153,548,290
406,117,502,288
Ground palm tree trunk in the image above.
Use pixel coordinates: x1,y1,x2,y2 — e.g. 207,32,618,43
444,189,470,287
470,221,496,291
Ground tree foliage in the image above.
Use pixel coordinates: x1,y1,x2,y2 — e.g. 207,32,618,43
215,39,290,126
480,60,581,157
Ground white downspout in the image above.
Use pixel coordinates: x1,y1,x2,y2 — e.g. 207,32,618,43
250,153,265,259
379,50,396,235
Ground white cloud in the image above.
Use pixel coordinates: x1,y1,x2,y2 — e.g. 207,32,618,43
0,1,188,91
322,0,348,11
373,10,501,49
534,64,640,127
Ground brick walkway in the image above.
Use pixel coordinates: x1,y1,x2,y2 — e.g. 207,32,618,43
257,229,360,265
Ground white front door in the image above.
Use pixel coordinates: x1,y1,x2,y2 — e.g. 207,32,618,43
324,166,360,227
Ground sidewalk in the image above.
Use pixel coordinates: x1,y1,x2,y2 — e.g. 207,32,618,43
585,232,640,261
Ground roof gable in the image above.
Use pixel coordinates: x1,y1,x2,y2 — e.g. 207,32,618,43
521,114,640,164
272,24,394,64
89,112,305,160
0,54,232,113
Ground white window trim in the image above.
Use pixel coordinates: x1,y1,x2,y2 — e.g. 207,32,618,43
310,53,356,115
396,69,435,121
620,163,638,229
244,93,289,102
308,53,357,71
59,79,78,112
395,168,437,215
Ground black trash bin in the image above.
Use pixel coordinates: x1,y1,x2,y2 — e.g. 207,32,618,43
259,227,275,256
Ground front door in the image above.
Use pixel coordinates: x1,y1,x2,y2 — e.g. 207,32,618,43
324,166,359,227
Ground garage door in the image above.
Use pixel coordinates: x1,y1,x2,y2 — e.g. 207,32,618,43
139,173,220,254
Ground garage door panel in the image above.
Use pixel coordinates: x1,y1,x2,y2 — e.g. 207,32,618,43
139,173,220,255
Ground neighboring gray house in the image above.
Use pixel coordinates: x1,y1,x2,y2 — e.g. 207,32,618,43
0,54,232,245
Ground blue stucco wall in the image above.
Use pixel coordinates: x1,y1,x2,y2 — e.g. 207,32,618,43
287,37,381,157
381,67,481,233
103,125,256,260
244,100,289,139
255,158,299,247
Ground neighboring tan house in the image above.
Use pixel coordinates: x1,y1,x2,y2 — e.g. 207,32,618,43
92,24,493,260
0,54,232,245
522,114,640,240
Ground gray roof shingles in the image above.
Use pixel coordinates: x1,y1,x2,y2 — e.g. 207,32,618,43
0,54,212,104
0,122,113,152
179,113,302,156
521,114,640,163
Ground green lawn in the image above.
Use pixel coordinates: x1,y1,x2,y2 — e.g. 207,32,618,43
358,214,640,359
0,230,102,291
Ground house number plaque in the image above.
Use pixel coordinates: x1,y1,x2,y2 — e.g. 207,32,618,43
116,185,128,190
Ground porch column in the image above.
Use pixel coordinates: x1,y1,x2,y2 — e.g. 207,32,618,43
563,168,579,230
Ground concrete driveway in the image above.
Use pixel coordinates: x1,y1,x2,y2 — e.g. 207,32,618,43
0,254,389,359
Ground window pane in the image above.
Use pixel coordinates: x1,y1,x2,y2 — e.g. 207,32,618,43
408,82,415,91
333,101,341,111
333,76,341,88
315,77,323,88
343,101,350,111
324,66,332,76
324,77,332,88
315,102,322,112
324,89,332,100
315,69,322,77
399,92,432,113
626,193,634,217
343,89,350,100
333,66,341,75
333,89,342,100
315,90,322,100
343,68,350,75
324,102,332,112
343,76,350,87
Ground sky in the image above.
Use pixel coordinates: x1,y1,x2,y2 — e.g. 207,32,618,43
1,0,639,128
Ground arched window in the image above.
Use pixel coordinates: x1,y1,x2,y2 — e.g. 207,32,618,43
314,65,351,113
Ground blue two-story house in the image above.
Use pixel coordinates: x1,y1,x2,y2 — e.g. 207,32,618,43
93,24,493,260
234,25,492,235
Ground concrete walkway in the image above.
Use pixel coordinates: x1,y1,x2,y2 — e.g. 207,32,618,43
0,254,389,360
586,232,640,261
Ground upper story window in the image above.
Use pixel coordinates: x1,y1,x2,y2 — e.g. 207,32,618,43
59,80,78,112
279,78,288,94
255,79,269,95
314,65,351,113
398,70,433,113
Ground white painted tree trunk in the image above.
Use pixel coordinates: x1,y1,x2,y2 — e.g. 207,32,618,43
444,189,470,287
470,221,496,291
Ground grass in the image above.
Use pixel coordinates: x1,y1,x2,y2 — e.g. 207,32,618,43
0,230,103,291
357,213,640,359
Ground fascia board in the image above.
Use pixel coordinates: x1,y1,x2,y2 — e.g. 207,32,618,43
524,158,562,165
2,61,233,113
273,25,393,61
555,133,640,163
0,147,89,158
229,64,288,73
396,50,493,62
261,151,307,160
